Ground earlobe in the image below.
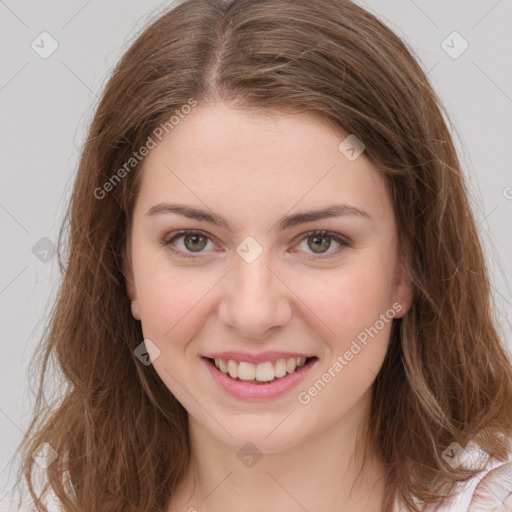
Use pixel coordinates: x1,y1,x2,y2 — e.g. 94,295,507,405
122,255,141,321
394,286,413,319
393,265,413,319
130,299,141,321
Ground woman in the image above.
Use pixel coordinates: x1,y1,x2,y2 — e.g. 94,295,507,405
15,0,512,511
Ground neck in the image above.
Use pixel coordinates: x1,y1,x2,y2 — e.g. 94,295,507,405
169,388,386,512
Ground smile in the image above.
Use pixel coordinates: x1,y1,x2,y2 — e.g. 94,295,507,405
211,356,312,383
202,356,318,400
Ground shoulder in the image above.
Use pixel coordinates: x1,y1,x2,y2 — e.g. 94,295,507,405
430,441,512,512
394,440,512,512
467,460,512,511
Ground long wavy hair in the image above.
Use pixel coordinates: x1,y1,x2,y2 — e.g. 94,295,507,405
14,0,512,511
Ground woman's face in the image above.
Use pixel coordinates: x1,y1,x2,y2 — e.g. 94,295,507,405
125,103,412,452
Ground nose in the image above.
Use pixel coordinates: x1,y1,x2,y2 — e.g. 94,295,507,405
217,252,293,340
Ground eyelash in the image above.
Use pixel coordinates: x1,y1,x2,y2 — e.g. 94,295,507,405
162,229,351,260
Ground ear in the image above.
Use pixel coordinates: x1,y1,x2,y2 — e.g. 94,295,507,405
392,262,413,319
122,249,141,321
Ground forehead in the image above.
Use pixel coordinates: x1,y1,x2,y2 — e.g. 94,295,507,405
135,103,392,225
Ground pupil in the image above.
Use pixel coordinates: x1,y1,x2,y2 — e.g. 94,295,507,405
185,234,207,252
309,235,330,253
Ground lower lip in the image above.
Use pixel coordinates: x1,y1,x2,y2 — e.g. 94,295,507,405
202,357,317,400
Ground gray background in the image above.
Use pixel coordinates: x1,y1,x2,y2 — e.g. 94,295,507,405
1,0,511,508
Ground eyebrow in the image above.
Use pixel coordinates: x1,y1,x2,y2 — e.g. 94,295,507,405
145,202,371,232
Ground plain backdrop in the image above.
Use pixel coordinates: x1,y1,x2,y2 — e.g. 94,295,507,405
1,0,511,509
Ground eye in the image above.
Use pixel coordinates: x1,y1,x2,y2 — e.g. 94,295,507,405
163,230,217,258
163,229,350,260
293,230,350,259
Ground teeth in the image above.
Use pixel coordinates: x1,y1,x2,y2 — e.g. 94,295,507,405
219,359,228,373
275,358,287,378
255,361,274,382
213,357,309,382
238,362,255,380
227,359,239,379
286,358,297,374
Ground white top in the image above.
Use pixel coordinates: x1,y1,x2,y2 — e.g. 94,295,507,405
394,441,512,511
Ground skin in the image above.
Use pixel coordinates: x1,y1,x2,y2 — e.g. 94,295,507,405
124,103,412,512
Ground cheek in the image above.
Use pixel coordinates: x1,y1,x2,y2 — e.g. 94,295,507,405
131,239,216,348
294,259,396,344
134,263,214,397
137,268,214,344
295,269,396,414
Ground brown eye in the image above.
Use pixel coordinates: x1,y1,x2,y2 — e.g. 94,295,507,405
163,230,214,258
307,234,332,254
183,233,208,252
294,230,350,259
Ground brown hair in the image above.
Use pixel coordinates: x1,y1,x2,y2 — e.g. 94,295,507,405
14,0,512,511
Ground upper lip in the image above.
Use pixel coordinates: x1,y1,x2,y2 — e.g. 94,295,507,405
203,351,315,364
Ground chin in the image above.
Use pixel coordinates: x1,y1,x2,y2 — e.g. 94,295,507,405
199,414,308,454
